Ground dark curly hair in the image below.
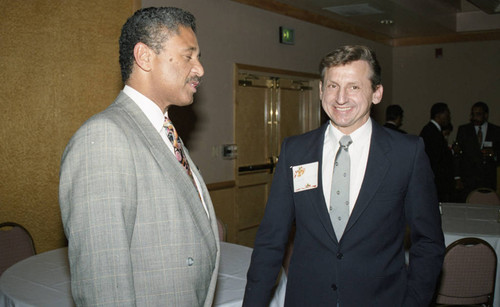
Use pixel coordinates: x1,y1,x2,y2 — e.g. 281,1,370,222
119,7,196,83
430,102,449,119
319,45,381,91
472,101,489,114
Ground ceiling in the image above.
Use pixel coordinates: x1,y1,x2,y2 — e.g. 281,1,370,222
231,0,500,46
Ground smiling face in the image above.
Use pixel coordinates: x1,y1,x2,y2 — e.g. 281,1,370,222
320,60,383,135
148,26,204,111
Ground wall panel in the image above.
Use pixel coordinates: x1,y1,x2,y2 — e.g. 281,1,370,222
0,0,140,253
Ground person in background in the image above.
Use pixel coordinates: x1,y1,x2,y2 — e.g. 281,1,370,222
455,101,500,200
420,103,456,202
442,123,453,142
383,104,406,134
441,123,464,202
59,7,220,306
243,45,444,307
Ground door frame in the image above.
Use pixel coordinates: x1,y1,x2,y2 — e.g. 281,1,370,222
232,63,321,246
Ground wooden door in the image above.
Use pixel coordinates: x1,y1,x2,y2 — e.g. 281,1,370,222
234,66,320,247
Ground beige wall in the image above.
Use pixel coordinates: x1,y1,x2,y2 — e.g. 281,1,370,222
393,41,500,138
0,0,139,253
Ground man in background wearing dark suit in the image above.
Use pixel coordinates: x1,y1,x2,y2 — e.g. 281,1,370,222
243,45,444,307
383,104,406,133
456,101,500,199
419,102,456,202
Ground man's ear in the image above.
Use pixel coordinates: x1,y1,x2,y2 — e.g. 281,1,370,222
372,85,383,105
133,42,153,72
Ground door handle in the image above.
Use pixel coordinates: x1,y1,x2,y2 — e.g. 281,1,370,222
238,163,273,173
238,157,277,174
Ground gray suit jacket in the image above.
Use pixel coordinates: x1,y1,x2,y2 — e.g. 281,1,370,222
59,92,220,306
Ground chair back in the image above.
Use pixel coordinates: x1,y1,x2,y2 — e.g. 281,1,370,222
436,237,497,306
0,222,36,276
466,188,500,205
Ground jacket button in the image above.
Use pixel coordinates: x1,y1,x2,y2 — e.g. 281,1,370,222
337,252,343,259
187,257,194,266
331,284,337,291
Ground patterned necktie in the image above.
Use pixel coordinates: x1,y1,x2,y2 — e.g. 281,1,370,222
164,116,193,178
329,135,353,241
477,126,483,148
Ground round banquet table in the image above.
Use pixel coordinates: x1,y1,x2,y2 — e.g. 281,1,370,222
0,242,285,307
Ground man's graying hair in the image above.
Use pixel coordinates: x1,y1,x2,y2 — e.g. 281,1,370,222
119,7,196,83
319,45,381,91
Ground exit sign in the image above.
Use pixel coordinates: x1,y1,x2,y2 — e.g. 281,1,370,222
279,26,295,45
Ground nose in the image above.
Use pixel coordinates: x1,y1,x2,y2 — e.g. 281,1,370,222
336,87,347,104
193,58,204,77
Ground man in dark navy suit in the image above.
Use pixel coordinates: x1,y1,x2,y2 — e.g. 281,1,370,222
456,101,500,199
243,45,444,307
419,103,456,202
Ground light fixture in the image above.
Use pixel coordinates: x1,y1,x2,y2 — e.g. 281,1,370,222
380,19,394,25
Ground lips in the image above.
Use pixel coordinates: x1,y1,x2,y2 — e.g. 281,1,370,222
187,77,201,92
335,106,351,112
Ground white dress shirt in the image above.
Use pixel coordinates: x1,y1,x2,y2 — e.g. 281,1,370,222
430,119,442,131
122,85,209,216
322,119,372,214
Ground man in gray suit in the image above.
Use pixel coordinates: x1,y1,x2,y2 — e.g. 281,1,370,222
59,7,220,306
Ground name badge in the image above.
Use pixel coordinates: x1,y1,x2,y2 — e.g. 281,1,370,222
292,162,318,192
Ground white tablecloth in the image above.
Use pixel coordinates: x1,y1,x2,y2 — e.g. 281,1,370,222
0,242,279,307
441,202,500,307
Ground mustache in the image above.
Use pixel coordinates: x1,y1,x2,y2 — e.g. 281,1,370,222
187,76,202,85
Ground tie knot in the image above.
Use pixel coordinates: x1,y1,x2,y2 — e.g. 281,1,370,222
339,135,352,149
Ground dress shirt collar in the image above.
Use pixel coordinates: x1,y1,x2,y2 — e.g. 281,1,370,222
430,119,441,131
475,122,487,132
123,85,166,133
329,117,372,146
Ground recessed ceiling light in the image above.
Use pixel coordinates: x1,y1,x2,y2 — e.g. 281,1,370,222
380,19,394,25
324,3,384,16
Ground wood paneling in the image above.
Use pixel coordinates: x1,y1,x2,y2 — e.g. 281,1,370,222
0,0,139,253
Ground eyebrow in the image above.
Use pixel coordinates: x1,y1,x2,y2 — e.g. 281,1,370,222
183,46,201,58
325,80,360,85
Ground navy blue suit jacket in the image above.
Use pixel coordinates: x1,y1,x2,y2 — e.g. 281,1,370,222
419,122,455,201
243,121,445,307
456,122,500,193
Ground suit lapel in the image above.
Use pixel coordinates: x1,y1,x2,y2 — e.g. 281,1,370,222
300,123,340,244
468,124,481,150
344,122,391,234
114,93,215,245
185,147,220,244
485,123,495,142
